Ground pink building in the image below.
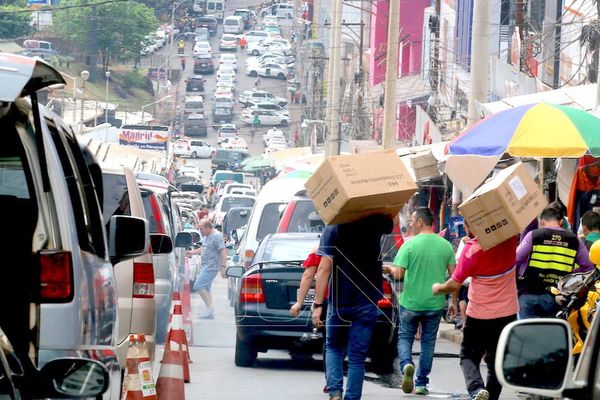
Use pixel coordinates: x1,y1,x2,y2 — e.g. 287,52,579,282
368,0,430,86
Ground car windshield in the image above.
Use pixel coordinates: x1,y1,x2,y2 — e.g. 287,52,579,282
260,237,318,262
221,197,255,212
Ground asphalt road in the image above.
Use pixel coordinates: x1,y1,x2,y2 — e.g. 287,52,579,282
157,2,522,398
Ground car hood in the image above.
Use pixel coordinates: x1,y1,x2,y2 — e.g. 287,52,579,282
0,53,66,102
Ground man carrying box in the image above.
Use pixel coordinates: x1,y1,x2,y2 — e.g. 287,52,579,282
312,214,395,400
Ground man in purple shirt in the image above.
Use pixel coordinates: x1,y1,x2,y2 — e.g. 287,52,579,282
516,206,594,318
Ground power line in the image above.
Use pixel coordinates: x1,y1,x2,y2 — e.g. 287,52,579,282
0,0,130,14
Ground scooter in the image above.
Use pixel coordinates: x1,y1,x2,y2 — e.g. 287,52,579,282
549,268,600,356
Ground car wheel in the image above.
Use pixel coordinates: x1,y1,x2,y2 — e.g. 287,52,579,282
250,70,258,77
252,50,259,56
191,151,197,158
280,120,288,127
277,73,285,80
234,334,257,367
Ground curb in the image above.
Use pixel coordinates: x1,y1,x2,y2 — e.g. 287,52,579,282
439,328,463,345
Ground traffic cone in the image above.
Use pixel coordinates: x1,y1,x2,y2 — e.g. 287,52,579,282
166,292,182,331
166,304,191,383
121,334,157,400
168,292,193,363
182,281,194,347
156,344,185,400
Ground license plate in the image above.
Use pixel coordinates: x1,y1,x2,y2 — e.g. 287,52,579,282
297,288,315,304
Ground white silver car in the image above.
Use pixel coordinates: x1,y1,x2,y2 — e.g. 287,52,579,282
217,65,236,83
193,40,212,56
238,89,287,106
241,109,289,126
242,30,270,43
247,62,288,79
247,40,286,56
220,53,238,71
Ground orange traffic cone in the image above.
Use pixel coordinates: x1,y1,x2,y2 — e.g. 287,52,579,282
166,304,191,383
168,292,193,364
156,344,185,400
121,334,157,400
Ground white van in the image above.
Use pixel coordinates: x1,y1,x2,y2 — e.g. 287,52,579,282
236,178,308,269
223,15,244,34
206,0,224,22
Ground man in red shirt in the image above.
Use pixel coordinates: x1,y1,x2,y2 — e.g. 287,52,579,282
432,235,519,400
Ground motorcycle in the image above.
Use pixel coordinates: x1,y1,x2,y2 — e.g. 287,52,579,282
549,268,600,356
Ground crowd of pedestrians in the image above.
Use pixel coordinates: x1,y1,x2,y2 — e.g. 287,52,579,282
299,200,599,400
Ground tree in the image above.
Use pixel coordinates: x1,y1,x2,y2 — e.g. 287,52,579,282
0,2,34,39
53,0,158,71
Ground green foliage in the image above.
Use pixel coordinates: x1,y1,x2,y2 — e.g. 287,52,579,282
120,69,146,89
53,0,158,67
0,4,34,39
137,0,173,21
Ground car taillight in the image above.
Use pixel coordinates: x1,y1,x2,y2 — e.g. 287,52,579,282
149,195,166,234
39,250,73,302
239,274,264,303
133,262,155,298
377,280,394,308
243,249,254,269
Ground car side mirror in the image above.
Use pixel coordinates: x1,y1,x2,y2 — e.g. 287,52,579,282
40,358,109,398
109,216,149,264
495,319,572,399
175,231,193,248
150,234,173,254
226,266,244,278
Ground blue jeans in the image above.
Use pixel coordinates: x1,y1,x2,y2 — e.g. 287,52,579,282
518,293,560,319
398,306,443,387
325,303,377,400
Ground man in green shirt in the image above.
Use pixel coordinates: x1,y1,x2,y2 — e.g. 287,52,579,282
582,210,600,249
384,207,456,396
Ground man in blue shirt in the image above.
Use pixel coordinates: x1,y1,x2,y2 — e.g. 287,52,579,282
312,214,395,400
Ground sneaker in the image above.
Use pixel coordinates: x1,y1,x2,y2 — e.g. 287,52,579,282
198,308,215,319
329,392,342,400
473,389,490,400
401,364,415,393
322,385,328,393
415,386,429,395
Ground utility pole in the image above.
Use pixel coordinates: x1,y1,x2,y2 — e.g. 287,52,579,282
430,0,441,93
326,0,343,156
467,0,489,125
552,0,563,88
382,0,400,149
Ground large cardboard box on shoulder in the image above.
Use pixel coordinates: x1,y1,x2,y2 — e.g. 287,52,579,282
305,150,418,225
458,162,547,250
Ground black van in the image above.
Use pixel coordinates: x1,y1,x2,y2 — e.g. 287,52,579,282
211,148,250,171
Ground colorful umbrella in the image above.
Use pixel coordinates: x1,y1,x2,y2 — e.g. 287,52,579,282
280,170,313,179
445,103,600,192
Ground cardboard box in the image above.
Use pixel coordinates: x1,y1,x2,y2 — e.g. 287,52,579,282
305,150,418,225
458,162,547,250
414,164,441,181
410,151,438,169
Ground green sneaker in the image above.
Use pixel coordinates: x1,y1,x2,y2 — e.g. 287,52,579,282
415,386,429,395
401,364,415,393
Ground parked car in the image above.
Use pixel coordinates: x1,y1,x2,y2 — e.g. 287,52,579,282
248,102,289,116
241,109,289,126
246,62,289,79
219,183,255,199
216,78,236,93
277,190,324,233
220,136,249,151
214,96,235,108
186,74,206,93
262,127,286,145
228,232,399,372
217,123,238,143
242,30,270,43
265,137,288,152
220,33,239,50
101,166,175,369
184,114,208,137
223,207,252,238
217,66,237,83
234,8,256,29
184,95,204,116
22,39,58,59
211,149,251,171
189,139,215,158
239,89,287,107
262,15,279,27
247,41,286,56
193,40,212,56
212,105,234,124
194,27,209,42
194,54,215,74
212,194,257,225
0,54,150,399
223,16,244,34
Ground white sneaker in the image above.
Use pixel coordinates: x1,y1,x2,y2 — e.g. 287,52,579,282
199,308,215,319
473,389,489,400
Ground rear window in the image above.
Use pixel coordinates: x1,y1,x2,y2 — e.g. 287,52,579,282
221,197,255,212
261,238,318,262
287,200,324,233
256,202,283,241
223,209,250,233
186,101,203,109
225,19,238,25
101,173,131,225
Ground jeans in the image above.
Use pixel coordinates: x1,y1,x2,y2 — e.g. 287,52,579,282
460,315,516,400
325,303,377,400
398,306,443,387
518,293,560,319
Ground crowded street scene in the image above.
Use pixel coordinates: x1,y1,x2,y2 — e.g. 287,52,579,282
3,0,600,399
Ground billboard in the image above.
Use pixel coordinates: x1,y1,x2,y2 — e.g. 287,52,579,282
118,125,169,151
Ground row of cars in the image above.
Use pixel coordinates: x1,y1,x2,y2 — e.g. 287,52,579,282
202,172,399,372
0,54,195,399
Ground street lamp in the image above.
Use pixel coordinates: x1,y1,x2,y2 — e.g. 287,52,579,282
79,70,89,133
105,70,111,124
141,95,172,123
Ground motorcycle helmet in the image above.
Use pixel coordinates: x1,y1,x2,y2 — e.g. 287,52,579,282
590,240,600,266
